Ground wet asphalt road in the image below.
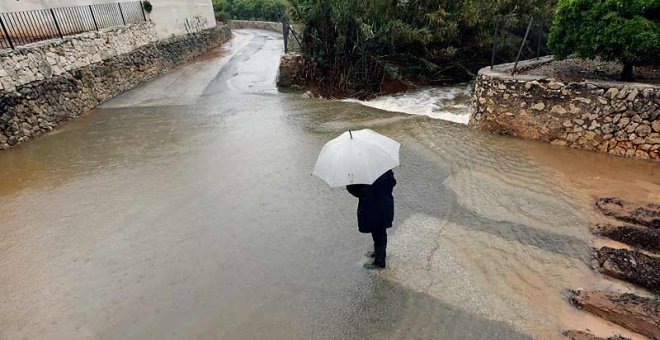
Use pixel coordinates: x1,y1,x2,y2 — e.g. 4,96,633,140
1,29,659,339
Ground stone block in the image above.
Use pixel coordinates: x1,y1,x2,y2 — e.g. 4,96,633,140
531,102,545,111
550,105,567,114
652,120,660,133
604,87,618,99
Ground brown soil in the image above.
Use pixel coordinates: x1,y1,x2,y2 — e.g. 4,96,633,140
592,224,660,253
569,290,660,340
520,58,660,84
595,247,660,294
596,197,660,229
563,330,630,340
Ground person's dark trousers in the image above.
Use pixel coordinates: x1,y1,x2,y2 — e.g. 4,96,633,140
371,229,387,268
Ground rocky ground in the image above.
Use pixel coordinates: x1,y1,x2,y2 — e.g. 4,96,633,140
569,291,659,339
596,197,660,229
564,197,660,339
592,224,660,252
520,58,660,84
595,247,660,294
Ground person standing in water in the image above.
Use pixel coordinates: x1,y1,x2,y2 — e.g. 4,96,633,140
347,170,397,269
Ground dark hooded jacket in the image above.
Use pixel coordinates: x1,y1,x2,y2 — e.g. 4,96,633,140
346,170,396,233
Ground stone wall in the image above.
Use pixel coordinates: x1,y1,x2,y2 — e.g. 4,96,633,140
227,20,301,53
469,58,660,160
277,53,308,88
227,20,283,33
0,23,158,92
0,23,232,150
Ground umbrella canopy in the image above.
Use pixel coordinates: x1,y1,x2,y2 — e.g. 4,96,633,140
313,129,400,188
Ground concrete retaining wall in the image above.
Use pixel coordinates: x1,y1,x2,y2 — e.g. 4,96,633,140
469,57,660,160
0,23,232,150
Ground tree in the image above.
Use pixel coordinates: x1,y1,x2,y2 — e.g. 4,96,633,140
548,0,660,81
213,0,288,22
287,0,556,94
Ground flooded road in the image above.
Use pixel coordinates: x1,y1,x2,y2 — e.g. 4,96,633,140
1,29,659,339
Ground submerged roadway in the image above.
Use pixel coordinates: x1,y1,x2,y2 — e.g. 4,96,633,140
1,29,658,339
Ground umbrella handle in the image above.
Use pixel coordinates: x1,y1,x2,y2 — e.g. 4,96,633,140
349,130,353,139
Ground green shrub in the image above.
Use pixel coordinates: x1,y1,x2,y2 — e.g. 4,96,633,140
548,0,660,80
215,11,229,23
288,0,557,94
213,0,289,22
142,0,153,13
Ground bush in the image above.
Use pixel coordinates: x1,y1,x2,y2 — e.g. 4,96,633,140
288,0,557,94
142,0,153,13
215,11,229,23
213,0,289,22
548,0,660,80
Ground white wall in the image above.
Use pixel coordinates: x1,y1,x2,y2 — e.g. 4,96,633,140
149,0,216,38
0,0,216,38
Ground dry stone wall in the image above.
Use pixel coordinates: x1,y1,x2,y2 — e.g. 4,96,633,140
0,23,159,92
227,20,283,33
0,23,232,150
469,58,660,160
277,53,307,88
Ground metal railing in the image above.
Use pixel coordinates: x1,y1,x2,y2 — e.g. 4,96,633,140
0,1,146,50
490,14,552,75
283,22,301,53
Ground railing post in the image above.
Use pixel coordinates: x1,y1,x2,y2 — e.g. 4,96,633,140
288,25,302,51
89,5,99,30
118,3,126,25
536,14,544,60
0,16,14,49
49,9,63,38
512,17,533,76
490,21,499,70
140,1,147,22
283,22,289,53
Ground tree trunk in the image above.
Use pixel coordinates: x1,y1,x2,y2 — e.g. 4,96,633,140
621,63,634,81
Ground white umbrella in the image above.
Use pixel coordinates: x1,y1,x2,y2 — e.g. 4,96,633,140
313,129,400,188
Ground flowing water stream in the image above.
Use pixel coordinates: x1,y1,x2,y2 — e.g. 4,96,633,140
0,29,658,339
344,83,474,124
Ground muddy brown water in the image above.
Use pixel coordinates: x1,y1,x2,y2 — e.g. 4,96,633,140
1,29,658,339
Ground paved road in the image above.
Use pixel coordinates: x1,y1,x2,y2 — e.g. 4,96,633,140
1,29,658,339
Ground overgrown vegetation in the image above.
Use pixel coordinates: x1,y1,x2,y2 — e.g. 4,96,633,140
548,0,660,81
287,0,556,96
142,0,153,13
213,0,289,22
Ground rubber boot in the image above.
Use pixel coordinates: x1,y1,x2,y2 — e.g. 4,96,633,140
363,247,386,270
